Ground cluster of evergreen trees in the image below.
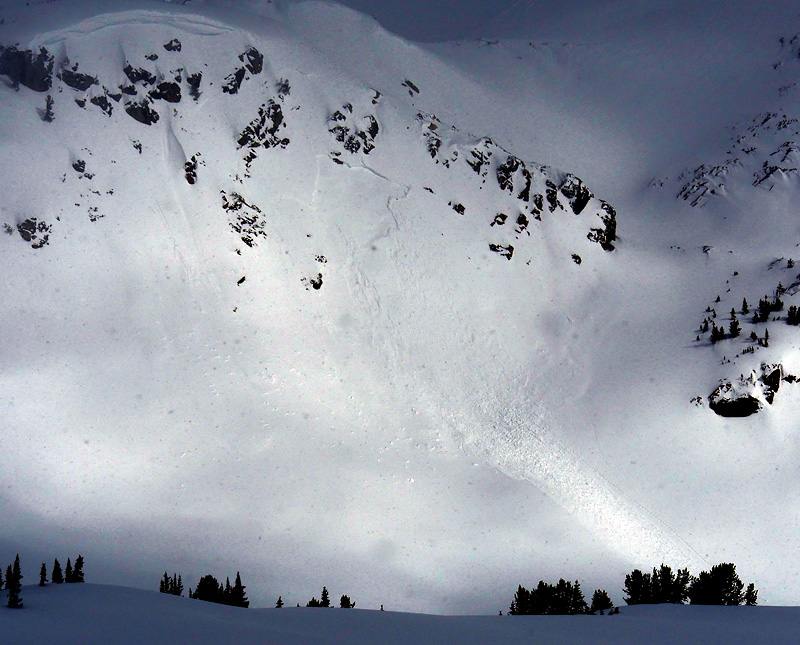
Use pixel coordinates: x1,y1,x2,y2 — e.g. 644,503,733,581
509,563,757,616
183,572,249,608
624,563,756,606
508,579,615,615
159,572,184,596
3,554,84,609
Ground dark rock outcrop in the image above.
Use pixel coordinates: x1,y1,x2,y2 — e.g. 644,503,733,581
59,68,97,91
125,100,159,125
0,45,54,91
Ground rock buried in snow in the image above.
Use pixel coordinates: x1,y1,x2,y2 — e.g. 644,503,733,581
707,363,796,417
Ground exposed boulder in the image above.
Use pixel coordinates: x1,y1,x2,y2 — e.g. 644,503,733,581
125,100,159,125
59,68,97,91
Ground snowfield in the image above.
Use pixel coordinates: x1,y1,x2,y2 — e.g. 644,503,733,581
5,584,800,644
1,0,800,617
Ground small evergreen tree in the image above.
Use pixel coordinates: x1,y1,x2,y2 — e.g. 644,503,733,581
39,563,47,587
174,574,184,596
160,572,171,594
320,586,330,608
729,318,741,338
52,559,63,584
306,596,321,607
590,589,614,614
744,583,758,606
340,594,355,608
5,564,12,590
192,574,223,604
623,569,651,605
0,564,3,589
749,330,758,341
72,555,85,583
276,596,284,608
223,577,232,605
231,572,249,608
788,305,799,325
742,298,749,314
64,558,73,583
7,554,23,608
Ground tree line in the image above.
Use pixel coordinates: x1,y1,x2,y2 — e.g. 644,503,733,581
508,562,757,615
3,554,85,609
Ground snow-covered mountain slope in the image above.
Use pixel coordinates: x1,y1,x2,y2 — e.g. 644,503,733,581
7,584,800,645
2,0,800,613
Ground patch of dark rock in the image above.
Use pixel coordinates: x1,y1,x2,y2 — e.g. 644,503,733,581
125,100,159,125
222,191,267,247
74,97,86,108
145,53,159,61
560,175,592,214
108,91,122,102
708,392,761,417
164,38,182,52
517,167,532,202
587,201,617,251
545,180,559,212
302,273,323,290
150,81,181,103
58,68,97,91
90,93,113,116
572,254,582,265
315,255,327,264
133,140,142,154
424,186,434,193
343,135,361,153
0,45,53,91
497,156,521,192
120,84,137,96
185,153,200,184
123,64,156,86
491,213,507,227
516,213,529,234
222,66,246,94
402,78,420,95
17,217,51,248
467,146,492,176
237,100,287,161
761,364,784,404
237,276,246,285
489,243,514,260
241,47,263,74
72,159,86,173
3,223,13,234
187,72,202,100
449,202,465,215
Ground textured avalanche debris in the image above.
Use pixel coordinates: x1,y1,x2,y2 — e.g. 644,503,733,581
0,45,53,91
222,47,263,94
328,102,379,155
222,191,267,247
16,218,51,248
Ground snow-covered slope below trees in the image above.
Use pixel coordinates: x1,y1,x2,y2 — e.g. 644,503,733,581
2,0,800,614
6,584,800,645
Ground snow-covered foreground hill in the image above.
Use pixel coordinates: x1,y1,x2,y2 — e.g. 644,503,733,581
6,584,800,645
2,0,800,614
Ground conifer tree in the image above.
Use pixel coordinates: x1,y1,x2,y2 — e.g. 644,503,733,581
689,563,745,605
160,572,171,594
39,562,47,586
231,572,249,608
52,558,63,584
742,298,749,314
320,586,330,608
64,558,73,583
174,574,183,597
729,318,741,338
745,583,758,606
276,596,284,608
5,564,12,590
340,594,355,608
0,564,3,590
590,589,614,614
72,555,85,583
7,554,23,608
224,577,232,605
